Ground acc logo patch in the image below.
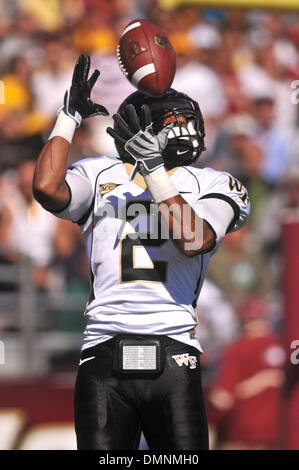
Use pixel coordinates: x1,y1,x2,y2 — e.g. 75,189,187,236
99,183,119,195
172,353,197,369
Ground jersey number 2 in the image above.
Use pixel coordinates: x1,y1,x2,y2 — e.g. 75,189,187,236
121,201,168,283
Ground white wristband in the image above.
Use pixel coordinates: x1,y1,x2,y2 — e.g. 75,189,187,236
144,166,179,203
48,110,77,144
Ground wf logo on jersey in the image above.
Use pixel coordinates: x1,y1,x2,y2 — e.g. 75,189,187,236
228,176,250,206
172,353,197,369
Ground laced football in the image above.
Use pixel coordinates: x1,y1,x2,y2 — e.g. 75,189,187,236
117,19,176,97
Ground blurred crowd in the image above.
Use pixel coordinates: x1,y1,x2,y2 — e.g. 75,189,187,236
0,0,298,450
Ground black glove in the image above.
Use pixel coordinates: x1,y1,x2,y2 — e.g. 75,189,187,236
60,54,109,126
107,104,171,174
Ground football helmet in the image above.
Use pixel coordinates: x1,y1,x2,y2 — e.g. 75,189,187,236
114,89,206,168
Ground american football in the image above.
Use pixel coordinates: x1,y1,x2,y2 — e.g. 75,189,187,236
117,19,176,97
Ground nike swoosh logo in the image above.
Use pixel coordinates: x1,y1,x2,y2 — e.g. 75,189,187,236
177,150,189,155
79,356,95,366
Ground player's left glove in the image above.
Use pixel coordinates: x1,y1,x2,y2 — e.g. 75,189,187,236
60,54,109,127
107,104,172,174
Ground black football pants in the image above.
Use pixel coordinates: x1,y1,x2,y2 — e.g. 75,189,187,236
74,336,209,450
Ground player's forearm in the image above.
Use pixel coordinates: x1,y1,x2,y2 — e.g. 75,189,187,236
34,55,108,213
158,194,215,256
33,110,77,212
33,136,71,212
144,167,215,256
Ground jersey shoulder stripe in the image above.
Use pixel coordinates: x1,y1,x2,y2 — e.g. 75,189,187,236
69,156,121,182
181,166,201,193
199,193,240,233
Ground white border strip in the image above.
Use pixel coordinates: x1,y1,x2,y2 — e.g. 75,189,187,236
131,63,156,86
121,21,141,37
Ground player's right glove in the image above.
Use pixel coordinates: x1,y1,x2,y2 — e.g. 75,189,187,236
60,54,109,127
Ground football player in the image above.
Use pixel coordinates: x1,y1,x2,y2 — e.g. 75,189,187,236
33,55,250,450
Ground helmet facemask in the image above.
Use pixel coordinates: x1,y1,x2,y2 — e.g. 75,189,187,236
153,107,205,168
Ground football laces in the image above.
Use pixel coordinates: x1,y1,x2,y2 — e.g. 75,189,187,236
116,44,129,77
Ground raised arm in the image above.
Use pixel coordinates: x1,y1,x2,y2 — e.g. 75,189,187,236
33,54,108,213
33,135,72,212
107,105,215,256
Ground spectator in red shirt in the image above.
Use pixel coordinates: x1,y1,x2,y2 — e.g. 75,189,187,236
207,296,286,449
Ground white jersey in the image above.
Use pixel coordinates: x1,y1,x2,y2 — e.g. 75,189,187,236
54,156,250,351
